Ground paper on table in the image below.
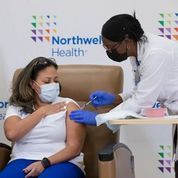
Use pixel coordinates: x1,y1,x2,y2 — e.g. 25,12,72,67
95,110,178,133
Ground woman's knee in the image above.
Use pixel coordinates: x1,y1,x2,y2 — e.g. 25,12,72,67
0,162,25,178
0,159,36,178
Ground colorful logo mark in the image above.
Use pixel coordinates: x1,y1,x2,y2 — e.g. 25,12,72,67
158,145,174,173
30,15,101,57
158,13,178,40
31,15,57,43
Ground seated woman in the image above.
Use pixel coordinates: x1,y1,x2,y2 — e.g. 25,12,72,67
0,57,86,178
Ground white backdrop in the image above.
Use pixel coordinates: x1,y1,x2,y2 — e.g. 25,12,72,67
0,0,178,177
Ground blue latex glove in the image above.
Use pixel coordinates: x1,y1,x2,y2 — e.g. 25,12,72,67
69,110,97,126
90,90,116,107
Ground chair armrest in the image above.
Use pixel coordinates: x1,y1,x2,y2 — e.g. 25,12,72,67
0,143,12,170
98,143,116,178
98,142,135,178
113,143,135,178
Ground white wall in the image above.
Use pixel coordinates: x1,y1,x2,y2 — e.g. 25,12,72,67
0,1,178,177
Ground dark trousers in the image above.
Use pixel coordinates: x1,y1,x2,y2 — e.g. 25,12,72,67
175,160,178,178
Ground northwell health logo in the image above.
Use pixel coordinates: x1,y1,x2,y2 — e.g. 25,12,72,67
0,100,8,120
158,13,178,40
30,15,101,57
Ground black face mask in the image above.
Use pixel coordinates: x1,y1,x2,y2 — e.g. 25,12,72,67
106,49,127,62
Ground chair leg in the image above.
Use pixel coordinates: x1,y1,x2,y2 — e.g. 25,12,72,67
98,160,115,178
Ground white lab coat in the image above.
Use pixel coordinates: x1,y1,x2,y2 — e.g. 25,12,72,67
96,33,178,157
116,33,178,114
120,33,178,159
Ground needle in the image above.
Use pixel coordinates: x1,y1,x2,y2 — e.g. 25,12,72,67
80,96,97,110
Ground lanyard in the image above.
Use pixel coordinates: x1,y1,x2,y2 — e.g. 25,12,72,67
136,58,140,67
134,58,140,86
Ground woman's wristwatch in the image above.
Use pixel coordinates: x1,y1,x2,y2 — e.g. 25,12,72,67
41,157,51,169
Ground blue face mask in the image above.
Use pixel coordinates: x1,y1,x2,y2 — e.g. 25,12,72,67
39,83,60,103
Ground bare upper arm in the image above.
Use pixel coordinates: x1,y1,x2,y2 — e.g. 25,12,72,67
4,116,21,136
65,102,86,149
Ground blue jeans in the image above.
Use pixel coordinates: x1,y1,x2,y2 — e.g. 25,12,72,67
0,159,85,178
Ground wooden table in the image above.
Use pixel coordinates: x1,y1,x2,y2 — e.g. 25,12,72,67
108,117,178,125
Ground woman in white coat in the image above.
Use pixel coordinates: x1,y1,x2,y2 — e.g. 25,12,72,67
69,13,178,177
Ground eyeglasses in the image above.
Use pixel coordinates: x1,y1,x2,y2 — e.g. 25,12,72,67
32,57,57,73
34,57,56,66
31,57,57,80
103,42,121,53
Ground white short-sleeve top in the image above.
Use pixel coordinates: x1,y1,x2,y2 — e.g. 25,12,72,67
5,97,84,171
